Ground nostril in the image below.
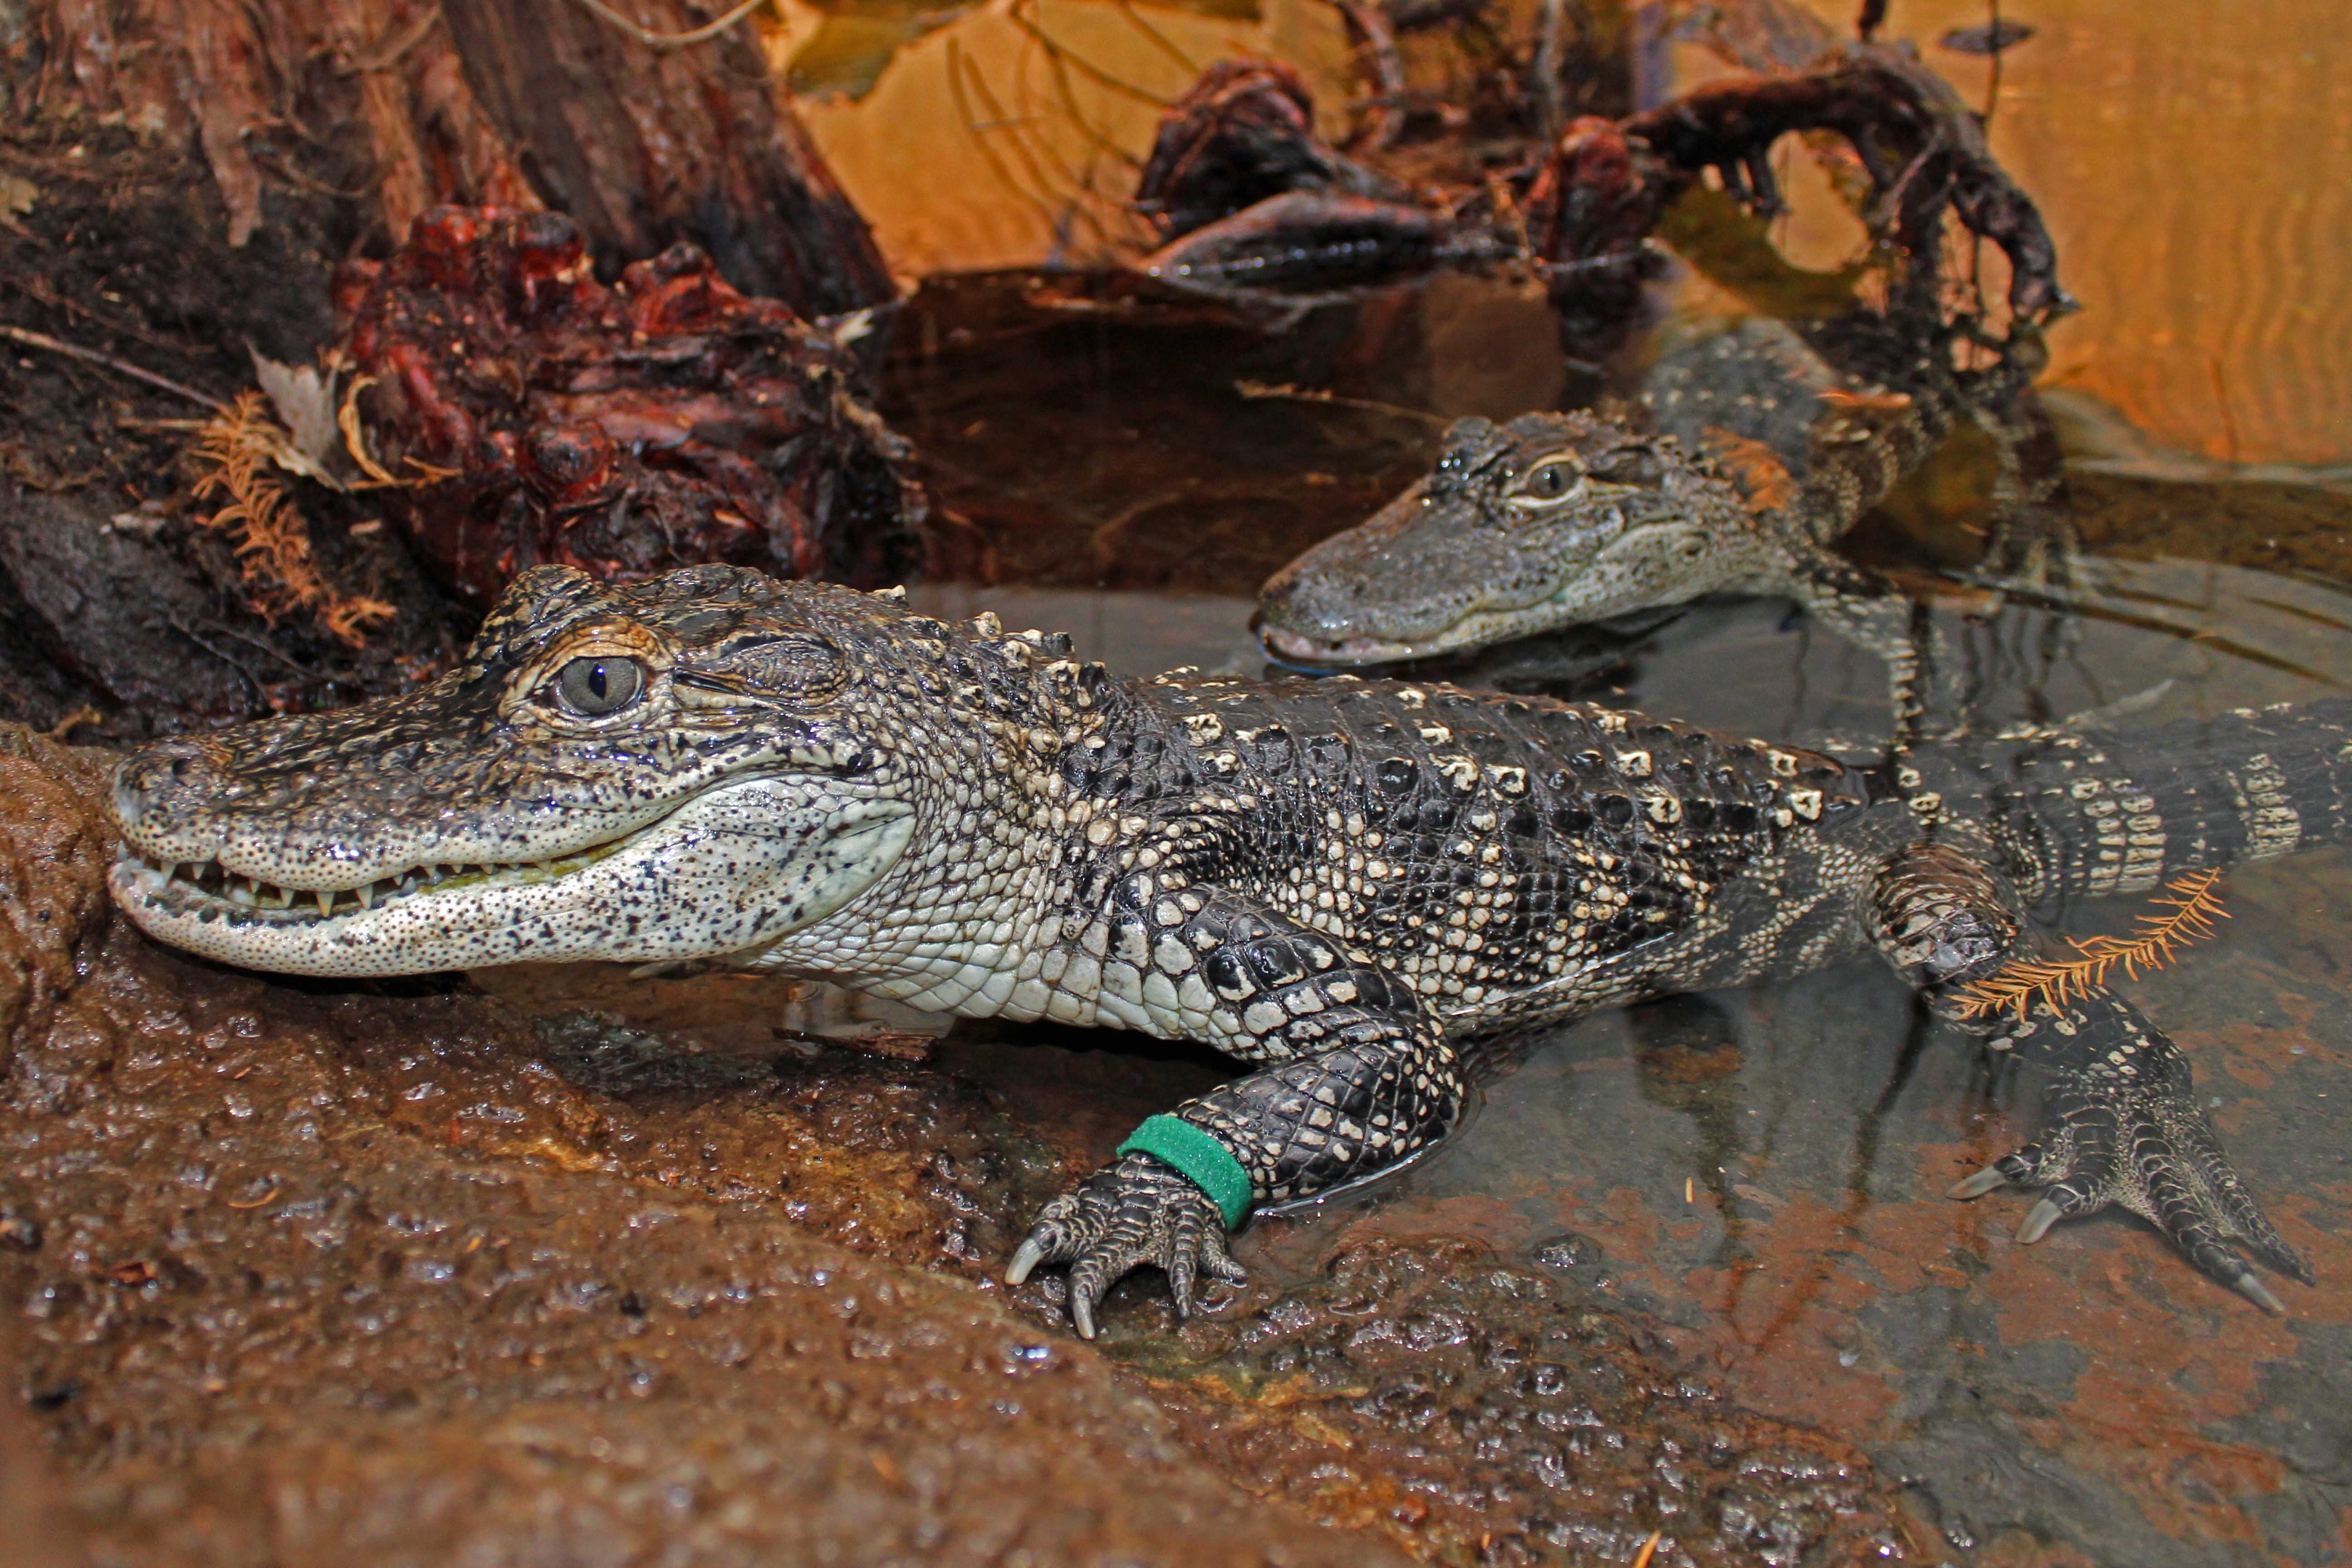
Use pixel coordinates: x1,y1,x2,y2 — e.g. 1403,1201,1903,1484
112,740,221,829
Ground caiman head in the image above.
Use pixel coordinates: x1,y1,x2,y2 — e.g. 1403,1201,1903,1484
110,565,1100,977
1256,411,1764,666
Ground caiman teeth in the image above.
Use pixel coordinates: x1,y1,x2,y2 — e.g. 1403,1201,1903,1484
125,838,634,924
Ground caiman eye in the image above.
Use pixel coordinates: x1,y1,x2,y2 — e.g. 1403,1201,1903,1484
554,656,644,716
1509,458,1584,509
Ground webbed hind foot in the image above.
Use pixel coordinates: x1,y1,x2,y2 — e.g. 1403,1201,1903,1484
1950,1019,2313,1312
1006,1152,1247,1338
1867,842,2311,1313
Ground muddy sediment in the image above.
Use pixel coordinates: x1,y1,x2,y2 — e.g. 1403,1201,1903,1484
0,730,1390,1566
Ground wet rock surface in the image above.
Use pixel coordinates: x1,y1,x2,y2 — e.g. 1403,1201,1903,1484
1121,1238,1918,1565
0,730,1397,1566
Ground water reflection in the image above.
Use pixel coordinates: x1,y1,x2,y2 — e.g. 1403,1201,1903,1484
911,542,2352,1565
851,10,2352,1552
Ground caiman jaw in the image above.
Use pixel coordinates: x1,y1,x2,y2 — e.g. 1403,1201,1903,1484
1260,623,1435,668
112,835,637,928
1259,601,1593,669
108,767,921,979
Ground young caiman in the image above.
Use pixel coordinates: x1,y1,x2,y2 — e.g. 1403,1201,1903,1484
109,565,2320,1334
1249,39,2080,730
1255,306,2072,739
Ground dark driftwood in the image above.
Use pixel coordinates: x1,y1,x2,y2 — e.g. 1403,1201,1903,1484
439,0,892,318
30,0,892,320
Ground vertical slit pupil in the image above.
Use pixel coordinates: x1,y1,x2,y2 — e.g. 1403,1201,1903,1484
561,656,641,714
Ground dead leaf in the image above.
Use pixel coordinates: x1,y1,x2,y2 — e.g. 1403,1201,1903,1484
248,349,343,482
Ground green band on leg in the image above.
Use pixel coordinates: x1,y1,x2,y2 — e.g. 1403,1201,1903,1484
1117,1115,1254,1229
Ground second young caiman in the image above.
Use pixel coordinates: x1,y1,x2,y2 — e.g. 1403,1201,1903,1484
109,566,2321,1333
1255,304,2072,740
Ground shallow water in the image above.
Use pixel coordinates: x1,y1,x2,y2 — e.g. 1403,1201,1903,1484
906,566,2352,1565
877,214,2352,1562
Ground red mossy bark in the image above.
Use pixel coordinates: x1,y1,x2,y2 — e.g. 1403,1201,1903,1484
340,205,925,609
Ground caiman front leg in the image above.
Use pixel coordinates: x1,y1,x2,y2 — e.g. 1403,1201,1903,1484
1766,529,1951,747
1006,882,1465,1337
1867,843,2313,1309
1966,364,2082,594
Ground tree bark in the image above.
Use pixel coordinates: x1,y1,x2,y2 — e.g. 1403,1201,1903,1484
28,0,894,320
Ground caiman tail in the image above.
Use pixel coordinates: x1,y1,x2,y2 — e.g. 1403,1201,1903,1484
1939,698,2352,903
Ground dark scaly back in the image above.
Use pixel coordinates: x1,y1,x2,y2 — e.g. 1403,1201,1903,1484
1638,308,1973,551
1084,672,1870,1024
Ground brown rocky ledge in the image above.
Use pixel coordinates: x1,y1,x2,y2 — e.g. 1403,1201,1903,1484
0,726,1918,1565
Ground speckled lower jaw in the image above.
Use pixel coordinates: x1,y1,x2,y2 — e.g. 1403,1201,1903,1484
107,776,917,978
116,840,636,924
1259,603,1577,669
1259,624,1430,667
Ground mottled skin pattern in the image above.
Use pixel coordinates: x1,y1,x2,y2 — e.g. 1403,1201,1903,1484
111,567,2325,1335
1257,310,2070,737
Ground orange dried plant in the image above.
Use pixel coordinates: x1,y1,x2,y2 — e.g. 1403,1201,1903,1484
189,392,394,649
1954,869,2229,1021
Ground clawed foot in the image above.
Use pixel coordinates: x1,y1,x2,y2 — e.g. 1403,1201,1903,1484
1005,1153,1249,1338
1976,515,2082,596
1949,1069,2313,1311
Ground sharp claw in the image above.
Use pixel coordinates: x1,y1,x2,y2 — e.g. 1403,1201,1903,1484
2016,1196,2065,1245
1005,1237,1045,1286
2230,1271,2288,1316
1948,1165,2010,1200
1072,1288,1098,1340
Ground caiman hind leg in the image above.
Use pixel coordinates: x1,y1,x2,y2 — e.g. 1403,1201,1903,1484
1006,886,1466,1337
1867,843,2313,1309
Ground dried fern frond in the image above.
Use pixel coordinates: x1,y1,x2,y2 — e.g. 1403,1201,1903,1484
319,594,398,647
1955,869,2229,1020
191,392,322,619
189,391,395,650
337,374,401,487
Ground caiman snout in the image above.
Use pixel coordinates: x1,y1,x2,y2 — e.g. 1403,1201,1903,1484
1259,544,1385,641
1256,475,1503,664
110,738,235,861
1256,526,1445,665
